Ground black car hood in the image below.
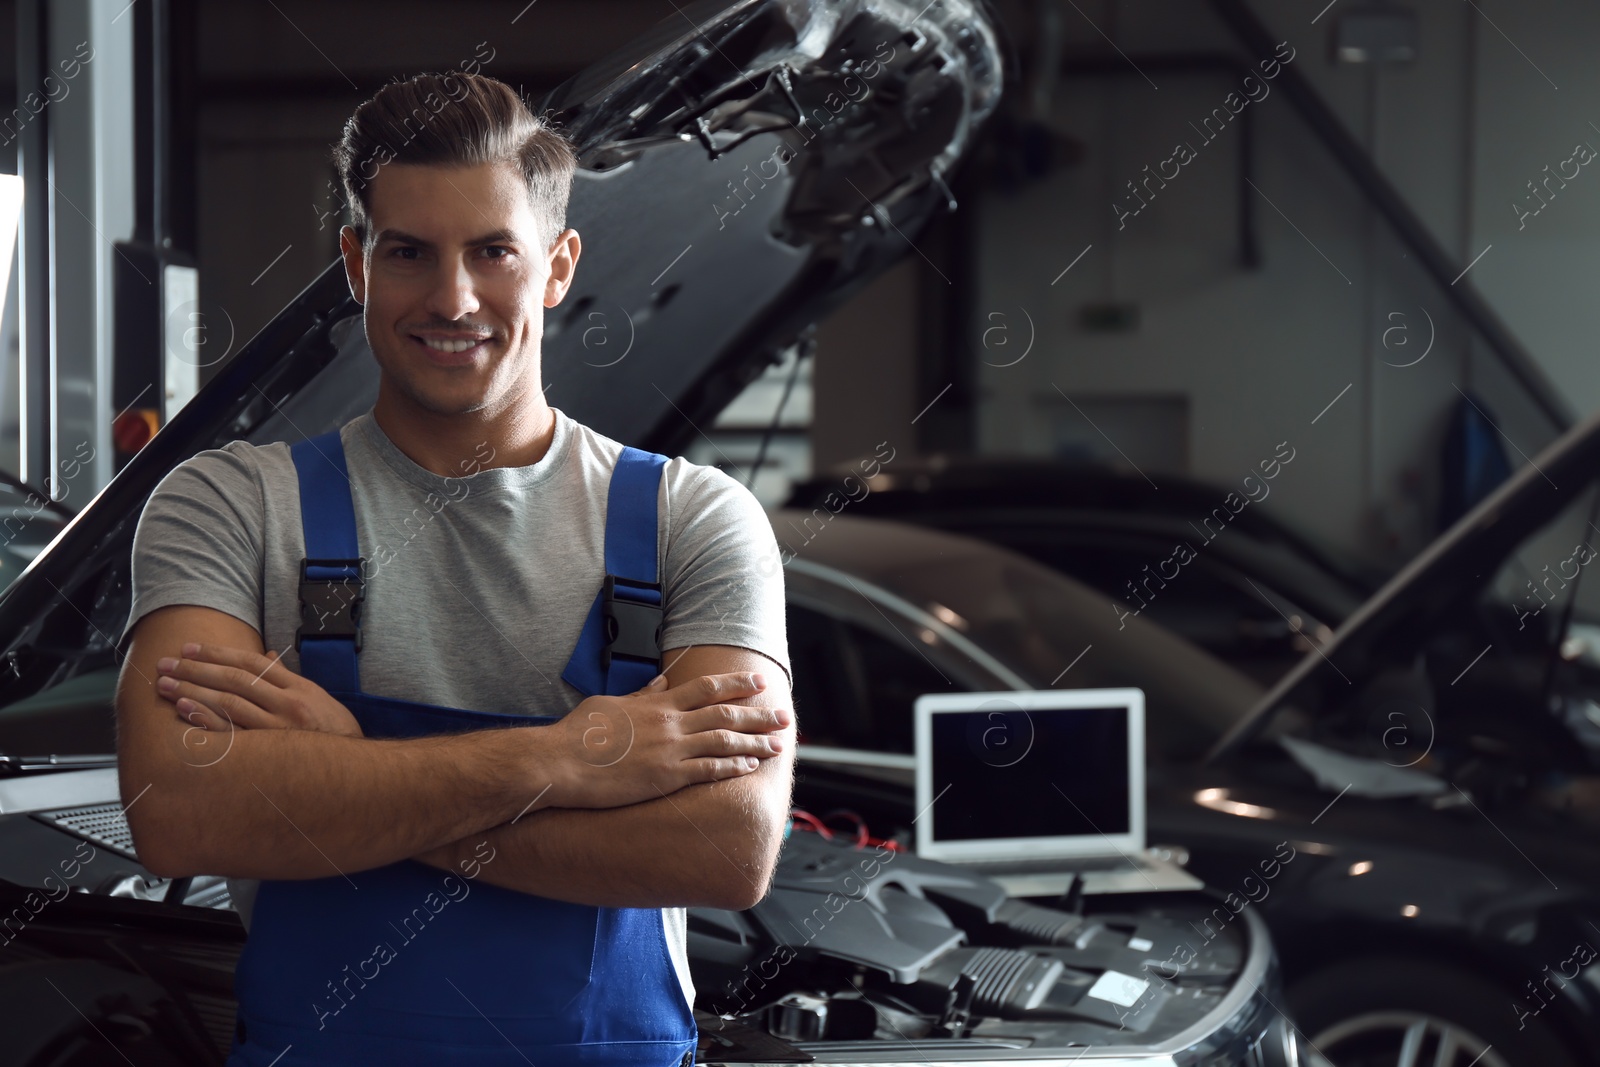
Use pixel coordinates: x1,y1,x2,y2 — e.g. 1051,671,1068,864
0,0,1003,700
1209,407,1600,761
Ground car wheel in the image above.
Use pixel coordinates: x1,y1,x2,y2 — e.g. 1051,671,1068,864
1286,957,1576,1067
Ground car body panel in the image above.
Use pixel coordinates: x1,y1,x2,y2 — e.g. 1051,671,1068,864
786,458,1373,681
773,507,1600,1058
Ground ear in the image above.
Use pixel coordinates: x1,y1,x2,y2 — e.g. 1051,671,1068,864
543,228,581,308
339,225,367,305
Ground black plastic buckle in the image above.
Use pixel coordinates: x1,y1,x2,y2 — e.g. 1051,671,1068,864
296,557,365,652
600,574,663,671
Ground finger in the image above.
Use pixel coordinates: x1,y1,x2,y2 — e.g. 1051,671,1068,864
684,755,763,784
173,698,233,734
666,671,769,711
684,726,785,761
160,658,292,713
680,703,792,736
630,673,669,696
178,643,295,689
158,680,280,730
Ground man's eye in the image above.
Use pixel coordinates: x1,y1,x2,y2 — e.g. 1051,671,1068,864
482,246,513,260
390,247,420,260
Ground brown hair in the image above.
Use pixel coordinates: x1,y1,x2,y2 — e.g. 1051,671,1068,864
333,72,578,250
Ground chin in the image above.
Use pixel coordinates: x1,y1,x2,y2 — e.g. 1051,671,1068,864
417,391,491,417
385,375,486,417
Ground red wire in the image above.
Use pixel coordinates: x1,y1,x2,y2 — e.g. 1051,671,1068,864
789,807,905,850
788,809,832,839
823,809,870,847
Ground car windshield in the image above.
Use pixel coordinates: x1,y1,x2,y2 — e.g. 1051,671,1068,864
790,520,1268,764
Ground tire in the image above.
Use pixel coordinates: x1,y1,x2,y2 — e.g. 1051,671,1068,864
1286,957,1578,1067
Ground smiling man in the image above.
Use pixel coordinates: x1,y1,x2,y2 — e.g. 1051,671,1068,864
113,73,795,1066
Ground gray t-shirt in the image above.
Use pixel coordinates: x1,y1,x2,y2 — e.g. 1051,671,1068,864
120,404,792,1012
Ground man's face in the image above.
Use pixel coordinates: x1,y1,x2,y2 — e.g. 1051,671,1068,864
339,160,579,419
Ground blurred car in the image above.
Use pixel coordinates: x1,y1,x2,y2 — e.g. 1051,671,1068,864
0,0,1298,1064
1206,403,1600,1065
787,455,1377,683
768,490,1600,1067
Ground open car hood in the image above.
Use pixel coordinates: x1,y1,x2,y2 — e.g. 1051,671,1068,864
0,0,1003,698
1208,406,1600,761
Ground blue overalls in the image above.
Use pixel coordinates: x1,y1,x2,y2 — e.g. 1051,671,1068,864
225,429,698,1067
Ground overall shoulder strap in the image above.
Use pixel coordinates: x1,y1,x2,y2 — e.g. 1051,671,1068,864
289,429,364,694
561,446,670,697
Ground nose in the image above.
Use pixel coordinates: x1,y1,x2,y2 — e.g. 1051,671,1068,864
425,255,481,322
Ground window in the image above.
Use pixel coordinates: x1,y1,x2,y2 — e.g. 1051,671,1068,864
787,602,958,754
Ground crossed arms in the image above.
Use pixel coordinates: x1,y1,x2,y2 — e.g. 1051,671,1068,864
114,603,796,911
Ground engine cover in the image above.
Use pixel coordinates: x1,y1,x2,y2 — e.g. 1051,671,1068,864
689,831,1264,1052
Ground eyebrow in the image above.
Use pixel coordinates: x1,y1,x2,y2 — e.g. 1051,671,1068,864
372,228,524,249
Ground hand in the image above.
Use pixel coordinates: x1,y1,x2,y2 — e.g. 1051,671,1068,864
549,671,790,809
154,643,364,738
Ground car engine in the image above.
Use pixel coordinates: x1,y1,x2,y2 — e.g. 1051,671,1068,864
688,828,1293,1063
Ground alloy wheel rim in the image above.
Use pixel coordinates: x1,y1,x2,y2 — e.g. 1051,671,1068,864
1310,1011,1513,1067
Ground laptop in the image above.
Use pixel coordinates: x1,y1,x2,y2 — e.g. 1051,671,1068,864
913,689,1201,896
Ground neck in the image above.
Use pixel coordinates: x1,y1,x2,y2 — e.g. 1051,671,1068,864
371,386,556,477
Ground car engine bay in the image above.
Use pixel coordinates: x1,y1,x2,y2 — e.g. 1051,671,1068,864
0,768,1285,1064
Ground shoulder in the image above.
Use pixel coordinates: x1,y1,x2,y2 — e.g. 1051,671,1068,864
558,413,625,476
644,449,767,541
659,459,776,578
561,414,753,509
138,440,308,539
561,416,771,548
662,455,753,510
147,439,275,504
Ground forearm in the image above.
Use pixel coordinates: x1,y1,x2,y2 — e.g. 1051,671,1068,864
123,724,555,881
416,746,795,909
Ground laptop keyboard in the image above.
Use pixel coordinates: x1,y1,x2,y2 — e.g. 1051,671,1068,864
959,855,1129,875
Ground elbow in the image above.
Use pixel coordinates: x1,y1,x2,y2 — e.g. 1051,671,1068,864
708,823,785,912
139,853,195,881
122,786,202,879
691,763,794,910
128,823,192,880
715,870,774,912
716,861,776,911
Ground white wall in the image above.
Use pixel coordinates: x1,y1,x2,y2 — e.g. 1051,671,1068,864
1463,2,1600,417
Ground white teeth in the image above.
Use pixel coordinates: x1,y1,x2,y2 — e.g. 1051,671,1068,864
420,337,484,354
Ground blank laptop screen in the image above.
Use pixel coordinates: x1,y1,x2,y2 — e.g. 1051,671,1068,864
929,705,1131,843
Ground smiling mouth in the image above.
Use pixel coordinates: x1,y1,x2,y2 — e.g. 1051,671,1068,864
415,335,491,354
